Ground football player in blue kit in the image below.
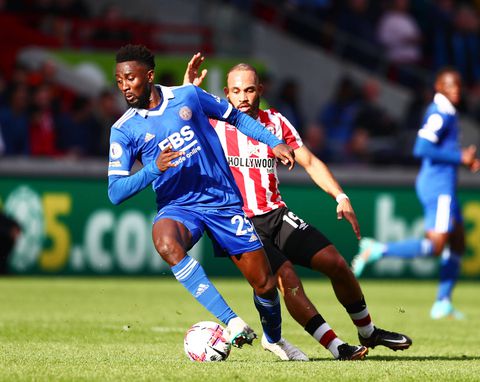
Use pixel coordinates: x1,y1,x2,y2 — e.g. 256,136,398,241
352,68,480,319
107,44,307,360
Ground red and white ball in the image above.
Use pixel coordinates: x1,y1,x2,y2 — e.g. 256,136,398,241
183,321,231,362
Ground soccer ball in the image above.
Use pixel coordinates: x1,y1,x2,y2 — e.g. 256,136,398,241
183,321,231,362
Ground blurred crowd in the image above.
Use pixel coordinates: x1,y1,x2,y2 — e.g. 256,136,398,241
1,0,480,165
0,60,122,158
252,0,480,90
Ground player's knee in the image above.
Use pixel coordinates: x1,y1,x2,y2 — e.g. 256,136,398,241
253,273,277,297
312,247,349,277
153,236,183,265
276,262,302,291
431,241,447,257
330,255,349,277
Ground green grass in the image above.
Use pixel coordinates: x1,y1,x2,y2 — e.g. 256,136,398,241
1,277,479,381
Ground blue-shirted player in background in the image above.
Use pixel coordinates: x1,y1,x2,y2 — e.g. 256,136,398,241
352,68,480,319
107,44,308,360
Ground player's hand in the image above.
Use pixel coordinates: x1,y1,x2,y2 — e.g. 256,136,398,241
272,143,295,170
183,52,208,86
336,199,361,240
155,145,184,172
470,158,480,173
461,145,477,167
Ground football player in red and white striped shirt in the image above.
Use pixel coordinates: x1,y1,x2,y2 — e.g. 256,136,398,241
184,54,412,360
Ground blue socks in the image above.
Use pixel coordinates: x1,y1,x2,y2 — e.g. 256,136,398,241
437,250,461,301
253,292,282,343
171,255,236,325
384,238,434,258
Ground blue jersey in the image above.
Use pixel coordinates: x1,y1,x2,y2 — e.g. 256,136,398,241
414,93,462,199
107,84,283,210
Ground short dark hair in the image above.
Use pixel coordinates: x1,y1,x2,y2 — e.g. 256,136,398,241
116,44,155,70
226,63,259,83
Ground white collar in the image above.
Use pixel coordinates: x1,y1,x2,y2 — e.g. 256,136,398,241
135,85,175,118
433,93,456,115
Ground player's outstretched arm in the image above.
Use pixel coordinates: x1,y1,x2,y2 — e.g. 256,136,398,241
183,52,207,86
295,145,361,239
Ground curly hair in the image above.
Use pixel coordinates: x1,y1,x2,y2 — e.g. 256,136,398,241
116,44,155,70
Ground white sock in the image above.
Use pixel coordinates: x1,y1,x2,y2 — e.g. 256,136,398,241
327,338,344,359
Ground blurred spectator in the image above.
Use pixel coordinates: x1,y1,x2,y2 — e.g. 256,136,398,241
353,78,399,163
0,211,21,274
29,84,60,156
57,95,99,157
315,75,359,162
93,4,131,45
286,0,334,21
302,123,330,161
336,0,379,69
355,78,396,136
0,84,31,156
284,0,336,48
31,0,56,16
92,89,123,157
429,0,456,72
450,4,480,86
346,127,371,164
0,71,7,105
259,71,274,110
27,59,75,113
376,0,423,86
275,78,305,137
54,0,90,18
10,63,30,89
429,2,480,88
1,0,27,12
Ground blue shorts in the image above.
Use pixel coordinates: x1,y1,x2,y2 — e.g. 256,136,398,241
153,205,263,256
421,193,462,233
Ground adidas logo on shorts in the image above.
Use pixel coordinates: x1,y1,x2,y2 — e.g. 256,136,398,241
249,234,258,242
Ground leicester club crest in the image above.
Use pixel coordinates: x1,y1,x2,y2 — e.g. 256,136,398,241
179,106,192,121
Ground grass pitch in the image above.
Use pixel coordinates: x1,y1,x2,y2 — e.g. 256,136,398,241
1,277,479,381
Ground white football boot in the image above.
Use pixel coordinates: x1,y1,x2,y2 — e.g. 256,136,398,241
225,317,257,348
261,334,309,361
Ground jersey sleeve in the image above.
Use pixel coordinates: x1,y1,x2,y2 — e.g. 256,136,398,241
108,127,136,177
277,111,303,149
413,137,461,164
417,112,447,144
107,126,161,205
192,85,233,120
194,86,283,148
413,112,461,164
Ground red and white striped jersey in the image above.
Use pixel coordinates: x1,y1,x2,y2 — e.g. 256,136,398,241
211,108,303,217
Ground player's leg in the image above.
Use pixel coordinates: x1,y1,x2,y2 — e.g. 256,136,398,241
352,236,436,277
351,194,452,277
230,249,307,361
275,259,367,360
152,212,239,331
270,207,411,352
229,249,282,346
203,207,287,350
257,208,367,359
430,219,465,319
308,244,413,351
